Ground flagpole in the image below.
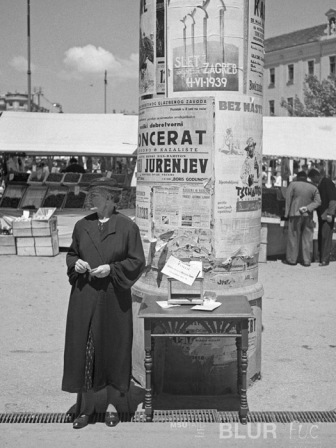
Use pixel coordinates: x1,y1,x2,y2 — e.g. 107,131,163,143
104,70,107,113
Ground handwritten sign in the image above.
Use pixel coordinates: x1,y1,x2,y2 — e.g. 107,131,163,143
161,255,200,286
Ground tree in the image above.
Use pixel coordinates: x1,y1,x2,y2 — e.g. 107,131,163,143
281,75,336,116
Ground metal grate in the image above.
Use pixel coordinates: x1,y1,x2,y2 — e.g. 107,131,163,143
1,410,336,424
217,411,336,424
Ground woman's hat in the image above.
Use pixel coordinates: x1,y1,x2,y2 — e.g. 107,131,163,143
88,177,122,192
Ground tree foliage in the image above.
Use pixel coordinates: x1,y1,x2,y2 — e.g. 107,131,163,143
281,75,336,116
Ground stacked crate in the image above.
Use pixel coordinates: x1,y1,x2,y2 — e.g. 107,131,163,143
0,234,17,255
12,215,59,257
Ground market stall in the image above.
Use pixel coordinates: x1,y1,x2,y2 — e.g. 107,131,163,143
0,112,138,249
261,116,336,261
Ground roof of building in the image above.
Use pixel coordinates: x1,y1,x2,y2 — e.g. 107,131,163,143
265,24,328,52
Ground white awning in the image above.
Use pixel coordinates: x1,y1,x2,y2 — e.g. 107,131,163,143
1,113,335,161
0,112,138,157
263,117,336,160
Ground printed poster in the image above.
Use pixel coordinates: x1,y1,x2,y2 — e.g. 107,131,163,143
139,0,156,97
247,0,265,96
139,0,166,98
213,95,263,259
156,0,166,95
153,185,211,231
167,0,246,94
137,97,214,183
135,184,152,237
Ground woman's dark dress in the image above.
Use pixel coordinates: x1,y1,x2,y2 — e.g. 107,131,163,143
62,211,145,394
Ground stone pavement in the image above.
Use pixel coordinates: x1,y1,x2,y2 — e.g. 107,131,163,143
0,254,335,446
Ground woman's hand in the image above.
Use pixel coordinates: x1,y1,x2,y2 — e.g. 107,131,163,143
90,264,111,278
75,259,91,274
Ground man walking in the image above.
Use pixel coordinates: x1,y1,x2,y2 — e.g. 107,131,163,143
308,168,336,266
284,171,321,266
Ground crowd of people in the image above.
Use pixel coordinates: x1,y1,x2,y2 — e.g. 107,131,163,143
284,166,336,267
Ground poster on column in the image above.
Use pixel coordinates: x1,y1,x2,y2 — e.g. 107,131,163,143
153,185,211,232
137,97,214,183
213,95,263,260
135,184,152,237
156,0,166,95
152,185,212,256
167,0,246,94
139,0,156,97
247,0,265,96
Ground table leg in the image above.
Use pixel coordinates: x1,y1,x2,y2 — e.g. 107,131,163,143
239,319,249,425
144,319,153,422
235,332,242,395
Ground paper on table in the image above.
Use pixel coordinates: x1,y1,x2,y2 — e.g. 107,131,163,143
156,301,181,309
161,255,200,286
191,302,221,311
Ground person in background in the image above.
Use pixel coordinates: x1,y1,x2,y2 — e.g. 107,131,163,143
284,171,321,266
64,157,86,174
62,178,145,429
308,168,336,266
273,171,282,187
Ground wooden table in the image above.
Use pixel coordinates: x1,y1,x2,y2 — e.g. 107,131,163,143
138,294,254,424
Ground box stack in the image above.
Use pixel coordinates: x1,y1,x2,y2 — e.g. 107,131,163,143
0,234,16,255
12,208,59,257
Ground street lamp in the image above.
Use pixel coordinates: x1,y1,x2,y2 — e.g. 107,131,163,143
27,0,32,112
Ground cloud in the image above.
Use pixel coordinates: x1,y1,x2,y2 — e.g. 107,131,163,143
62,45,138,81
10,56,36,73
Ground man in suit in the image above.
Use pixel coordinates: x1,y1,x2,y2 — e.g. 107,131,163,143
308,168,336,266
284,171,321,266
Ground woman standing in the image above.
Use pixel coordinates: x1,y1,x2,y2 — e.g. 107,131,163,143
62,178,145,429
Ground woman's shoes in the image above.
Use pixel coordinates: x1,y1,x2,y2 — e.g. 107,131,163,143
72,411,120,428
105,411,119,427
73,414,91,429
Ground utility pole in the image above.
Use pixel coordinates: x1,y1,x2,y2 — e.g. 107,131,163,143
104,70,107,113
27,0,32,112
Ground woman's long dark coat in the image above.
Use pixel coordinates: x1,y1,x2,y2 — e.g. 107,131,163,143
62,211,145,394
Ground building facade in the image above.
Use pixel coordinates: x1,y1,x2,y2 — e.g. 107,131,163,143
264,8,336,117
0,92,49,113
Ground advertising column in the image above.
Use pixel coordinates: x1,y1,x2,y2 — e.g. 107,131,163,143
133,0,265,394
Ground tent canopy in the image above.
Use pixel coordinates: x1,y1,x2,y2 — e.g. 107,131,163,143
263,117,336,160
1,113,335,161
0,112,138,157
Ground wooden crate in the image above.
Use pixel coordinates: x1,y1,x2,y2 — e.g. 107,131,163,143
0,235,16,255
32,216,57,237
16,237,36,256
34,232,59,257
12,220,32,237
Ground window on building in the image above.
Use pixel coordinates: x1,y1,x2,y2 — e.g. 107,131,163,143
269,68,275,86
287,97,294,116
308,60,315,76
269,100,275,116
19,101,25,107
330,56,336,76
287,64,294,84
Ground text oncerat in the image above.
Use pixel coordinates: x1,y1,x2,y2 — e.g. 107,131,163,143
139,130,206,147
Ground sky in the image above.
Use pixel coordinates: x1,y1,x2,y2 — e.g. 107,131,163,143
0,0,335,114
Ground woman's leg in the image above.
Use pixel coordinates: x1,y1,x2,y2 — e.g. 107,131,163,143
80,390,95,415
106,385,119,412
105,386,120,427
